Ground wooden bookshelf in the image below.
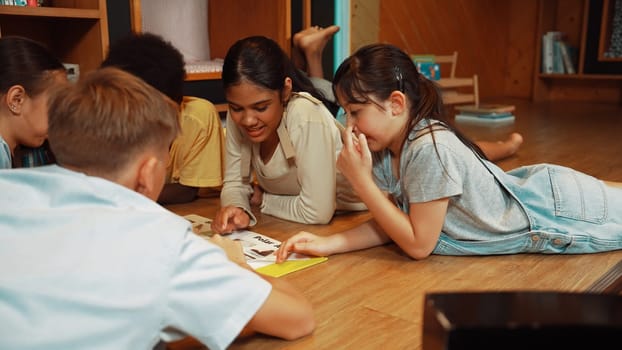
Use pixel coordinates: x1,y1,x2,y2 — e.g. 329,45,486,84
533,0,622,102
0,0,109,75
129,0,295,82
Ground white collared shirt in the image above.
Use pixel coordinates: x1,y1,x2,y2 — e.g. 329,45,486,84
0,165,271,350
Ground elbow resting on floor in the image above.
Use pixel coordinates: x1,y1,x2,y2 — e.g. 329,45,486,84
403,246,434,261
281,315,316,340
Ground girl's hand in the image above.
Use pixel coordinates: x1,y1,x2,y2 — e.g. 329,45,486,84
250,183,264,207
210,205,251,234
275,231,334,263
337,126,374,189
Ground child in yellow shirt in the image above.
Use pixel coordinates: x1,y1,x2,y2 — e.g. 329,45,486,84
101,32,225,204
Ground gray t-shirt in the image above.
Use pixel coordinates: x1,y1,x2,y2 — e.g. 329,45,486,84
372,121,529,241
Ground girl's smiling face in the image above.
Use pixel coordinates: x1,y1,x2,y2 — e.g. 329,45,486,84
225,80,287,144
337,91,395,153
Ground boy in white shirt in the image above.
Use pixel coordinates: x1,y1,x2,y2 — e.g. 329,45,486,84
0,67,314,350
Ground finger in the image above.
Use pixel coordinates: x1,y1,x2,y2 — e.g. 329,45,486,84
276,233,311,262
210,215,228,234
220,223,236,235
211,220,225,234
343,125,354,150
215,210,233,231
276,238,297,263
223,207,246,230
357,132,369,154
232,211,250,229
291,241,320,257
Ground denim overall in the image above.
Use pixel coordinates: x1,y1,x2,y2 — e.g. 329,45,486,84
434,160,622,255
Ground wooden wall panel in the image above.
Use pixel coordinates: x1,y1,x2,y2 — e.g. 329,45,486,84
208,0,290,59
350,0,380,51
352,0,539,100
504,0,539,98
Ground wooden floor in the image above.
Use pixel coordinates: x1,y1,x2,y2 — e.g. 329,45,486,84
164,99,622,350
452,98,622,181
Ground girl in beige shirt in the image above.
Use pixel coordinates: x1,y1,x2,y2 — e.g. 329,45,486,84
212,36,366,233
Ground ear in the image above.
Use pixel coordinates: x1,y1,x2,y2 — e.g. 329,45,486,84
389,90,406,116
135,156,161,200
5,85,26,115
282,77,293,104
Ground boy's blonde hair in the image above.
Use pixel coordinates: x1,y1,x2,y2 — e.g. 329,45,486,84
47,67,180,176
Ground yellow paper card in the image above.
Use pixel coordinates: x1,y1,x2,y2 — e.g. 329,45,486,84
256,257,328,278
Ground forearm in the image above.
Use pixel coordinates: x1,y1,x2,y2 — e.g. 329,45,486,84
351,178,420,255
261,191,335,224
220,182,256,225
243,270,315,340
332,219,390,253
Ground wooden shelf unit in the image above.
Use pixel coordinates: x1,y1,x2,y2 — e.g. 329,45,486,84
129,0,294,82
532,0,622,103
0,0,109,75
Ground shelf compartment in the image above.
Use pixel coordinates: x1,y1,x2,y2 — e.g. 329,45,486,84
0,5,100,19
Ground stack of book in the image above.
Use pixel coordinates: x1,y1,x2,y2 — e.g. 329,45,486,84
454,104,516,124
541,31,576,74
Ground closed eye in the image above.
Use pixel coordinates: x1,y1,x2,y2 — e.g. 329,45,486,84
229,105,242,113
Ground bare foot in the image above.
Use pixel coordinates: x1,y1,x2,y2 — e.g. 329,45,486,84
293,25,340,78
294,25,340,55
476,132,524,161
502,132,523,155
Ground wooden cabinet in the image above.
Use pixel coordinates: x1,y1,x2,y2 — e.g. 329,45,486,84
532,0,622,103
129,0,294,82
0,0,109,75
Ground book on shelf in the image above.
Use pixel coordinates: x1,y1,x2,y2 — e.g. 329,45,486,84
542,31,564,74
558,41,576,74
553,39,565,74
542,31,577,74
184,214,328,277
0,0,38,5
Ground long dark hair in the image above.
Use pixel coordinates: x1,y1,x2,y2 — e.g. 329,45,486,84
222,35,339,114
0,36,65,96
332,43,486,159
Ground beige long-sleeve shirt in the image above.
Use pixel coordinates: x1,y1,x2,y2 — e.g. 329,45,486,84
220,92,366,226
